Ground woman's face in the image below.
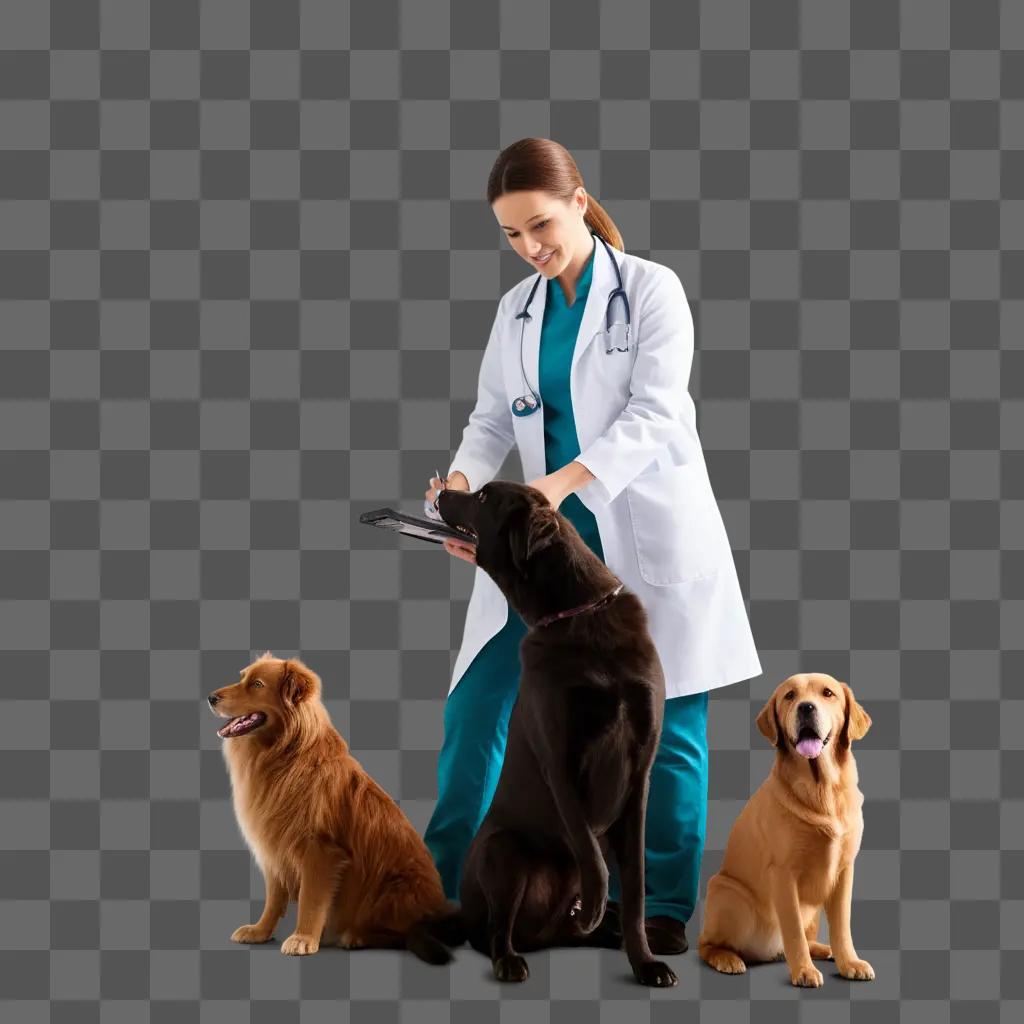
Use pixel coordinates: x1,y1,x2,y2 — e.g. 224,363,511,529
492,188,588,277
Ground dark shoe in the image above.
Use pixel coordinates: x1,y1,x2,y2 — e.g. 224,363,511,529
645,915,688,955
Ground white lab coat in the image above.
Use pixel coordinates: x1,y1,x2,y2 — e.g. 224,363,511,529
446,237,763,700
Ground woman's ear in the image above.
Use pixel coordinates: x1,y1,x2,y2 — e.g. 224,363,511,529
281,659,321,706
756,697,782,749
838,681,871,745
510,505,560,575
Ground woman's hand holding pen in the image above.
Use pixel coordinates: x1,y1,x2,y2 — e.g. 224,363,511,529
425,471,477,565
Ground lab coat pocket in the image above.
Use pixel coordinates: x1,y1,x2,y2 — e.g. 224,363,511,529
625,463,721,585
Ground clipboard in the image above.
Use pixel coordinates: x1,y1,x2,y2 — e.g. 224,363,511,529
359,507,477,547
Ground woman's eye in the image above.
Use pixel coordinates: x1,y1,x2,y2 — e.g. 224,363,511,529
506,219,548,239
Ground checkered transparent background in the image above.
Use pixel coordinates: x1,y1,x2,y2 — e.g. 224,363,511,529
1,0,1021,1020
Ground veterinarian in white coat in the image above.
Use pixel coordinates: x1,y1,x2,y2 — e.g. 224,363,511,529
423,138,762,954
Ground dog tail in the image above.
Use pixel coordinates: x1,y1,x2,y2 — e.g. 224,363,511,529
405,901,466,965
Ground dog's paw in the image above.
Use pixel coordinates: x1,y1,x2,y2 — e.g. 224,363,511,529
493,953,529,983
790,963,824,988
837,957,874,981
634,959,678,987
703,948,746,974
808,941,833,961
231,924,273,944
281,932,320,955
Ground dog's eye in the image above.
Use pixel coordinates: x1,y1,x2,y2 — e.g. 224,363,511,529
478,490,486,502
822,688,833,698
250,679,264,688
784,691,795,701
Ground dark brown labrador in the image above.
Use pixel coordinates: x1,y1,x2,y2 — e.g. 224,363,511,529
436,480,677,987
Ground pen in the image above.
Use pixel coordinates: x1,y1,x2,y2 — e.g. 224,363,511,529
424,469,446,520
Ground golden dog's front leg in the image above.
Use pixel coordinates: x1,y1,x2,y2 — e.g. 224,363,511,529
769,868,822,987
231,871,288,943
281,846,348,955
825,863,874,981
805,908,833,960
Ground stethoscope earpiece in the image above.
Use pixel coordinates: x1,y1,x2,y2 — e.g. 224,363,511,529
509,234,631,418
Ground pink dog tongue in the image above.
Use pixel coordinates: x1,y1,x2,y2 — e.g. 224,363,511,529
217,712,265,738
796,736,824,759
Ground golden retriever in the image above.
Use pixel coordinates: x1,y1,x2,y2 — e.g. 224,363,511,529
698,673,875,987
207,651,462,962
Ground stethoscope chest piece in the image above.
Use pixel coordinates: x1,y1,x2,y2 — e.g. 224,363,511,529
512,394,540,417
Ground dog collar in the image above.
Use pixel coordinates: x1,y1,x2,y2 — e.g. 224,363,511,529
533,583,624,628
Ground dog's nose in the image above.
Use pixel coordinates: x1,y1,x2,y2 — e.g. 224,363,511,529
797,702,816,716
208,694,221,707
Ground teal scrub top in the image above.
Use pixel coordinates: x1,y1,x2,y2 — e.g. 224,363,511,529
537,235,604,561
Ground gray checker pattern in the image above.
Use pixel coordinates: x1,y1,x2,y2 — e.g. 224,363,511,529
0,0,1021,1021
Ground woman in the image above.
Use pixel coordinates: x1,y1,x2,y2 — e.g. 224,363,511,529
422,138,762,955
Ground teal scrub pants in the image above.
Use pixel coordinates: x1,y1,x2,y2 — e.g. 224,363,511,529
423,499,710,924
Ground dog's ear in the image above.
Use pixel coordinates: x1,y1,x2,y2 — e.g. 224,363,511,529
281,659,321,706
838,681,871,746
509,504,560,575
756,696,783,749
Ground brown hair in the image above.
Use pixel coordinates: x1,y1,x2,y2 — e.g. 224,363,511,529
486,137,624,251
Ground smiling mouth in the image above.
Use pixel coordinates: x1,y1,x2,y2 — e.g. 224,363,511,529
533,250,554,265
217,711,267,739
792,726,831,760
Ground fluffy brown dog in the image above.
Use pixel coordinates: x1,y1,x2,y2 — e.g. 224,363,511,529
698,673,875,987
207,652,462,962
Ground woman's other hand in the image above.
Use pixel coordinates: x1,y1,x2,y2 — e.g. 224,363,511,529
525,471,568,511
442,537,477,564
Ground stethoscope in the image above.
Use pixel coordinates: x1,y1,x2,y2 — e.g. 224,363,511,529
511,233,632,417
